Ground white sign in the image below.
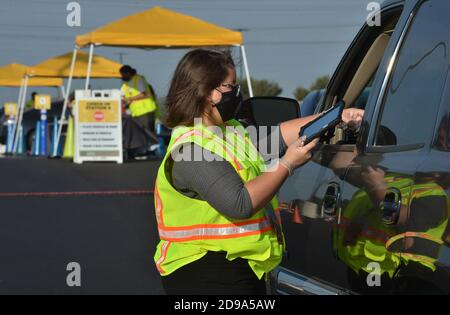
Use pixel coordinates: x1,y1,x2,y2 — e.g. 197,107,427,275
74,90,123,164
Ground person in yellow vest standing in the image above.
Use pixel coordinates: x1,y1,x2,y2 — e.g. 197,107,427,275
26,92,38,110
120,65,158,132
155,49,364,295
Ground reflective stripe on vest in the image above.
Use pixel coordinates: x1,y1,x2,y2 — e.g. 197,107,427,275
338,217,393,244
156,240,171,273
386,231,444,249
158,218,273,242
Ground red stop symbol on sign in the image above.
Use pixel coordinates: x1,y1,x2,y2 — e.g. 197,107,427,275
93,111,104,121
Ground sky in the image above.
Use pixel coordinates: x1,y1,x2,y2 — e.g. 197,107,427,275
0,0,373,105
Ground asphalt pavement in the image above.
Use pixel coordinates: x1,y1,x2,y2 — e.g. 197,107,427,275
0,157,164,294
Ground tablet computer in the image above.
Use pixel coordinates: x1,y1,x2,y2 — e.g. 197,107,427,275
299,101,345,145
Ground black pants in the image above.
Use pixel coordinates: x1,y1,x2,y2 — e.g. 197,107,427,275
161,251,267,295
133,112,155,133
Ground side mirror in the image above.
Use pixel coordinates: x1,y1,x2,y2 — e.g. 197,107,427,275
236,96,300,127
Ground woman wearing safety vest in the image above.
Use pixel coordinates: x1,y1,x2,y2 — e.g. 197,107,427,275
154,49,364,295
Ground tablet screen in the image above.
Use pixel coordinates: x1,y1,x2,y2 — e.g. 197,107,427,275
300,102,344,140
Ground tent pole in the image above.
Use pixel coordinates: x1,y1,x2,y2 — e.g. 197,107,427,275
13,75,28,153
85,43,94,90
53,46,78,157
239,46,244,81
240,45,253,98
59,85,66,100
9,77,25,153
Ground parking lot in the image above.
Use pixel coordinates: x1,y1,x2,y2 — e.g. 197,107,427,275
0,157,164,294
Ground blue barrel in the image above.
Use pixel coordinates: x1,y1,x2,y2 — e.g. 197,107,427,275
39,110,48,156
32,121,41,156
5,118,14,154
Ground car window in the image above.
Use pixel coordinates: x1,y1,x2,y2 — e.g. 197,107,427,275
301,89,324,117
353,73,376,110
373,1,450,148
318,6,403,147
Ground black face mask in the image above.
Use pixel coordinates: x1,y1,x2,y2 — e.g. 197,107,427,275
212,85,242,122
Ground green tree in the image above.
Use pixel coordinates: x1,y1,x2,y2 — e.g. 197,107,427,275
239,77,282,99
292,75,331,101
293,86,309,101
309,75,330,91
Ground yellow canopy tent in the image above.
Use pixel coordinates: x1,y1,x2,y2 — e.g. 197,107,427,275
11,53,122,154
0,63,63,87
0,63,64,153
27,51,122,78
55,6,253,157
73,6,250,92
75,6,243,48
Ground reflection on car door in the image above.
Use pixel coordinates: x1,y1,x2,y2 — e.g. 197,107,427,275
276,2,406,294
279,6,408,294
339,0,450,294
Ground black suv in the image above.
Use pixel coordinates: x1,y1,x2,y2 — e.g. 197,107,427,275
267,0,450,294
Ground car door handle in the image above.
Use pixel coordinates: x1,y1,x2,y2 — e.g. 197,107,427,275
380,187,402,225
322,182,341,222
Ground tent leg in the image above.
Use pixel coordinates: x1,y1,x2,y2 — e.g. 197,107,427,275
59,85,66,100
13,75,28,153
53,47,78,157
9,78,25,153
240,45,253,98
239,46,244,81
85,43,94,90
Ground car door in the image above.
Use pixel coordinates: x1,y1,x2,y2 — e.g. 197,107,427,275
338,0,450,294
402,43,450,294
273,0,410,294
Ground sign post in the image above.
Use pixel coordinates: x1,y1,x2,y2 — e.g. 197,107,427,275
74,90,123,164
4,103,17,117
34,94,51,156
4,103,17,154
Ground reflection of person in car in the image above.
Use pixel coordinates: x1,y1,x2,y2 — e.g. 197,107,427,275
324,120,449,292
388,174,449,267
335,170,449,292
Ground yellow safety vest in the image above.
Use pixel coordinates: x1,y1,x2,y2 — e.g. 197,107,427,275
335,176,449,277
26,100,34,109
154,119,284,279
121,74,157,117
385,181,449,272
334,183,404,278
